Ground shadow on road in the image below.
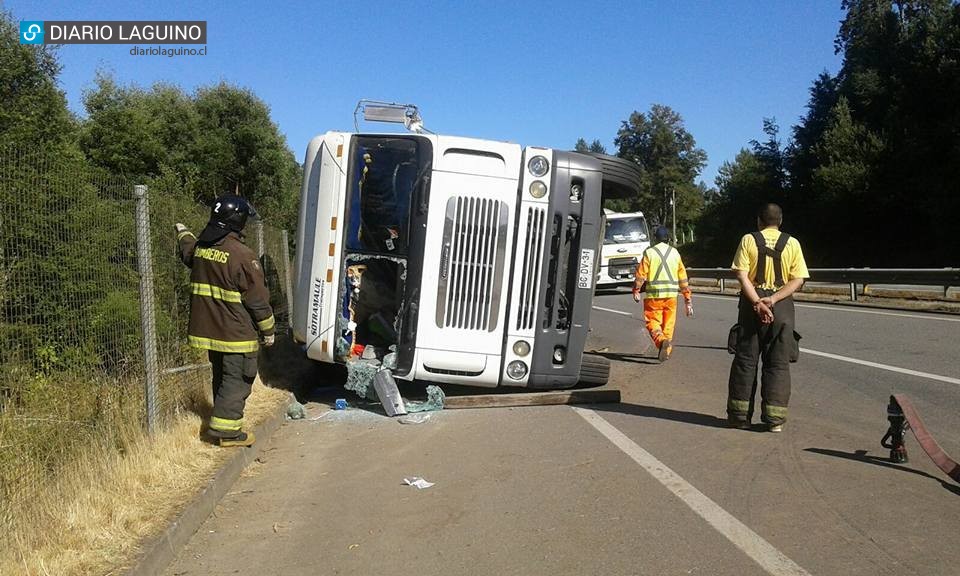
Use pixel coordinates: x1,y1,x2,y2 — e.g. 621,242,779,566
673,344,728,351
588,350,661,365
590,402,745,430
593,287,629,296
805,448,960,496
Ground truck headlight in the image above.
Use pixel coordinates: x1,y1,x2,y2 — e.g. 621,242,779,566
528,155,549,177
513,340,531,356
506,360,528,380
528,181,547,199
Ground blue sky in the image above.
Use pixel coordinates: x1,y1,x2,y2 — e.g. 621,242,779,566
6,0,845,186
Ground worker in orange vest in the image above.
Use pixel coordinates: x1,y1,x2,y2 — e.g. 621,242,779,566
633,226,694,361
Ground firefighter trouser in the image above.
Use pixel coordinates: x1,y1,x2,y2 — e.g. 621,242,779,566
727,292,794,425
644,297,678,347
208,350,258,438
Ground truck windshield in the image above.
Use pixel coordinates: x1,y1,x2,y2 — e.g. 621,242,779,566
338,136,431,375
346,137,423,255
604,217,648,244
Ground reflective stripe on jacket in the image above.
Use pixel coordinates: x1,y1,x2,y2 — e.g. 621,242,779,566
178,231,275,353
642,242,690,299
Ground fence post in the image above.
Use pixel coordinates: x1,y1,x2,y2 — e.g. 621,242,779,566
256,220,265,258
281,229,294,328
134,184,159,435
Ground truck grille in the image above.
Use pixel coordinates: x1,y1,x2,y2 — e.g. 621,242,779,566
516,206,547,330
436,196,508,331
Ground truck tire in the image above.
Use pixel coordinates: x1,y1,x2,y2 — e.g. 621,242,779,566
578,353,610,385
584,153,643,199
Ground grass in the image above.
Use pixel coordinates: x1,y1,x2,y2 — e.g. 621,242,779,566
0,373,291,576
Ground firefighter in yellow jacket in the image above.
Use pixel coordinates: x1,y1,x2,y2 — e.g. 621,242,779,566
633,226,693,362
175,195,275,447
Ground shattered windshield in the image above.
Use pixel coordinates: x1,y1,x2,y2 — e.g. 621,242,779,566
338,135,431,377
604,217,649,245
345,137,423,255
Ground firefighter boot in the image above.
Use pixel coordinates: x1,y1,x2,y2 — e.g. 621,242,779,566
219,431,255,448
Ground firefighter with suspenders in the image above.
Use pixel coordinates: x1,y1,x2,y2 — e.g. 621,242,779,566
633,226,694,362
174,195,275,447
726,203,809,433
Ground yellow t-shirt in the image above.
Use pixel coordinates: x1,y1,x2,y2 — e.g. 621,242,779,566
731,228,809,290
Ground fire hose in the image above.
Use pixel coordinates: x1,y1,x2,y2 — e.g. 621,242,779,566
881,394,960,483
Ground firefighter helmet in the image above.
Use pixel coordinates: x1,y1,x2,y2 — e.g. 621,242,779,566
209,195,257,233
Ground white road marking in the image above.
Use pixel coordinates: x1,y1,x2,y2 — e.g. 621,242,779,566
695,294,960,323
801,348,960,385
594,296,959,383
573,407,812,576
592,305,634,317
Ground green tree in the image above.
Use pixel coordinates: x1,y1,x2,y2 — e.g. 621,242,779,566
574,138,608,154
811,97,883,204
802,97,885,264
613,104,707,228
786,0,960,265
787,71,840,210
193,83,301,229
749,118,788,201
80,77,301,229
589,139,607,154
81,75,202,180
0,11,76,149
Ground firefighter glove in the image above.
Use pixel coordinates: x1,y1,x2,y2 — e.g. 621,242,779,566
261,334,275,348
174,223,189,235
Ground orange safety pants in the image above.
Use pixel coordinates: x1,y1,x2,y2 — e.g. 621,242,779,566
643,297,677,347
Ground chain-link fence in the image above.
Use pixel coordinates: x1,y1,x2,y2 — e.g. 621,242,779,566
0,145,293,521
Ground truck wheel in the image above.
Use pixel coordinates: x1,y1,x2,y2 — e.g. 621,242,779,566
578,353,610,385
584,153,643,199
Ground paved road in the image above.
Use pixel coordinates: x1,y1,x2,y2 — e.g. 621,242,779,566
166,292,960,576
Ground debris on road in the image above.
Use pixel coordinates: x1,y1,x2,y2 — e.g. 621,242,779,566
344,359,380,399
403,477,435,489
398,413,431,425
373,369,407,416
285,400,307,420
405,385,445,413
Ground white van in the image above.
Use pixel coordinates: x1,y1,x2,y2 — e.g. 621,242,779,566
595,210,650,287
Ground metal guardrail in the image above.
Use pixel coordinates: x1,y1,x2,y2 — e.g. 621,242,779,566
688,268,960,301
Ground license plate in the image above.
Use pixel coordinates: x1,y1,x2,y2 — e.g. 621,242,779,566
578,248,595,289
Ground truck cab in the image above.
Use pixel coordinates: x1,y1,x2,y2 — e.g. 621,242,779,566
596,210,650,287
292,105,641,389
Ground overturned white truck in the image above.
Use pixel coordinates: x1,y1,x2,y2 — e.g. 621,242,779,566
292,103,640,389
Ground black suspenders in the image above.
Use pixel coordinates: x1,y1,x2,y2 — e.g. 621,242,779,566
751,231,791,289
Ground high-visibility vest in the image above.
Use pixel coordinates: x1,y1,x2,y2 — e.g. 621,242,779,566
645,243,681,298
